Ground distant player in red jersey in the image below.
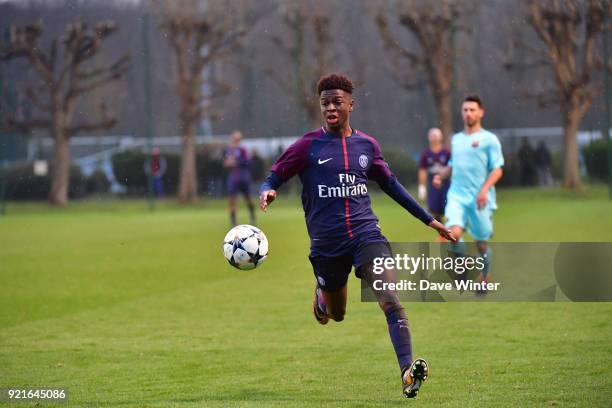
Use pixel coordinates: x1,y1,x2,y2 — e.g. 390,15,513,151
146,147,167,198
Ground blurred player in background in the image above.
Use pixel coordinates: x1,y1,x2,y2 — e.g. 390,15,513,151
535,140,553,187
145,147,167,198
223,131,256,227
433,94,504,292
418,127,451,222
260,74,455,399
517,137,536,186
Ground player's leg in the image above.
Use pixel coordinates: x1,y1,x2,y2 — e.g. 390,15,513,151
319,285,348,322
444,199,469,283
475,240,490,278
227,178,238,227
153,176,164,198
228,195,237,227
240,182,256,226
467,205,494,293
358,262,428,398
229,199,237,226
308,254,352,323
428,188,447,240
444,198,465,243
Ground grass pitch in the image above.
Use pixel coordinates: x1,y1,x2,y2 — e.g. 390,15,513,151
1,186,611,407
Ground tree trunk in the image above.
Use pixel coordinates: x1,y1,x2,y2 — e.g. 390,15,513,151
178,120,198,203
430,76,453,147
49,127,70,205
561,107,582,189
437,91,453,146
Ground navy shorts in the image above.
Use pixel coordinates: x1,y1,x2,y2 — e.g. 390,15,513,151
427,181,449,216
227,177,250,197
309,239,392,292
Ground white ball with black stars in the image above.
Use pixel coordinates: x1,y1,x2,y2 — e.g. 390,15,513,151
222,224,269,270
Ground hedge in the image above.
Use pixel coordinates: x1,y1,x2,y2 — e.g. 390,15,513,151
2,163,109,200
583,139,608,181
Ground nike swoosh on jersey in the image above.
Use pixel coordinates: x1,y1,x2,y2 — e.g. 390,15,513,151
317,158,333,164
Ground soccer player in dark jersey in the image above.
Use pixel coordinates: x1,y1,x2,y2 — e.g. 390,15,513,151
259,74,455,398
418,128,451,222
223,131,256,227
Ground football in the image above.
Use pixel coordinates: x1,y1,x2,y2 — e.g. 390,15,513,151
222,224,269,270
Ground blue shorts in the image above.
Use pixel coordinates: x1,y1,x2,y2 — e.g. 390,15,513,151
427,181,449,215
445,198,494,241
227,177,250,197
309,233,391,292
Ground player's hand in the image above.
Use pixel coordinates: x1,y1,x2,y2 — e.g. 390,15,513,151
476,188,488,209
259,190,277,212
418,184,427,201
432,174,442,189
428,219,457,242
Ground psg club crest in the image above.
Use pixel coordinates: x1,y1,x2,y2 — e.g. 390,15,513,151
359,154,368,168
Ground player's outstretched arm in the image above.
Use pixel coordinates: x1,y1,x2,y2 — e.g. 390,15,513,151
259,190,276,212
378,176,456,242
259,171,282,212
428,218,457,242
258,135,311,212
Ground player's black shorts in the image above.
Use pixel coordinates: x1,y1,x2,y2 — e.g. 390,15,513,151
309,240,391,292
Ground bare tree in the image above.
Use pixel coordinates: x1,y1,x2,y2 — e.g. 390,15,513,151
0,21,129,205
160,1,248,203
268,0,332,129
507,0,607,189
375,0,473,145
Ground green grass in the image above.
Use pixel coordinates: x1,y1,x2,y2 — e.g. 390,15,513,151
1,186,611,407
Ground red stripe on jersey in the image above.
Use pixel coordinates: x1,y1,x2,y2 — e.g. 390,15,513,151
341,135,354,238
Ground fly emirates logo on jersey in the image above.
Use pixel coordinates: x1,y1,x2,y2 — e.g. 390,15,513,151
318,173,368,198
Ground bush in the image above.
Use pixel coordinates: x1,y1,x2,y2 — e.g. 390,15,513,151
249,152,268,182
111,150,148,194
497,153,519,187
196,149,225,196
498,151,563,187
112,150,180,195
111,147,308,198
162,154,180,194
4,163,87,200
4,164,50,200
86,170,111,195
583,139,608,181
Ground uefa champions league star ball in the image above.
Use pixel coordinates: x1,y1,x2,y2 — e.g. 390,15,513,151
222,225,269,270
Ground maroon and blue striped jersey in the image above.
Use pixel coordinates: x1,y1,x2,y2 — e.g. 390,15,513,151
261,127,432,256
224,146,251,181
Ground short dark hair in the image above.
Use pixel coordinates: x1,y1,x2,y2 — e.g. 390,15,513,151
317,74,354,95
463,94,483,108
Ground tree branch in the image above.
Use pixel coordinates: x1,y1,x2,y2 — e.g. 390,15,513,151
6,117,52,132
24,87,52,112
374,13,423,67
67,117,116,135
75,55,130,80
521,88,560,108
